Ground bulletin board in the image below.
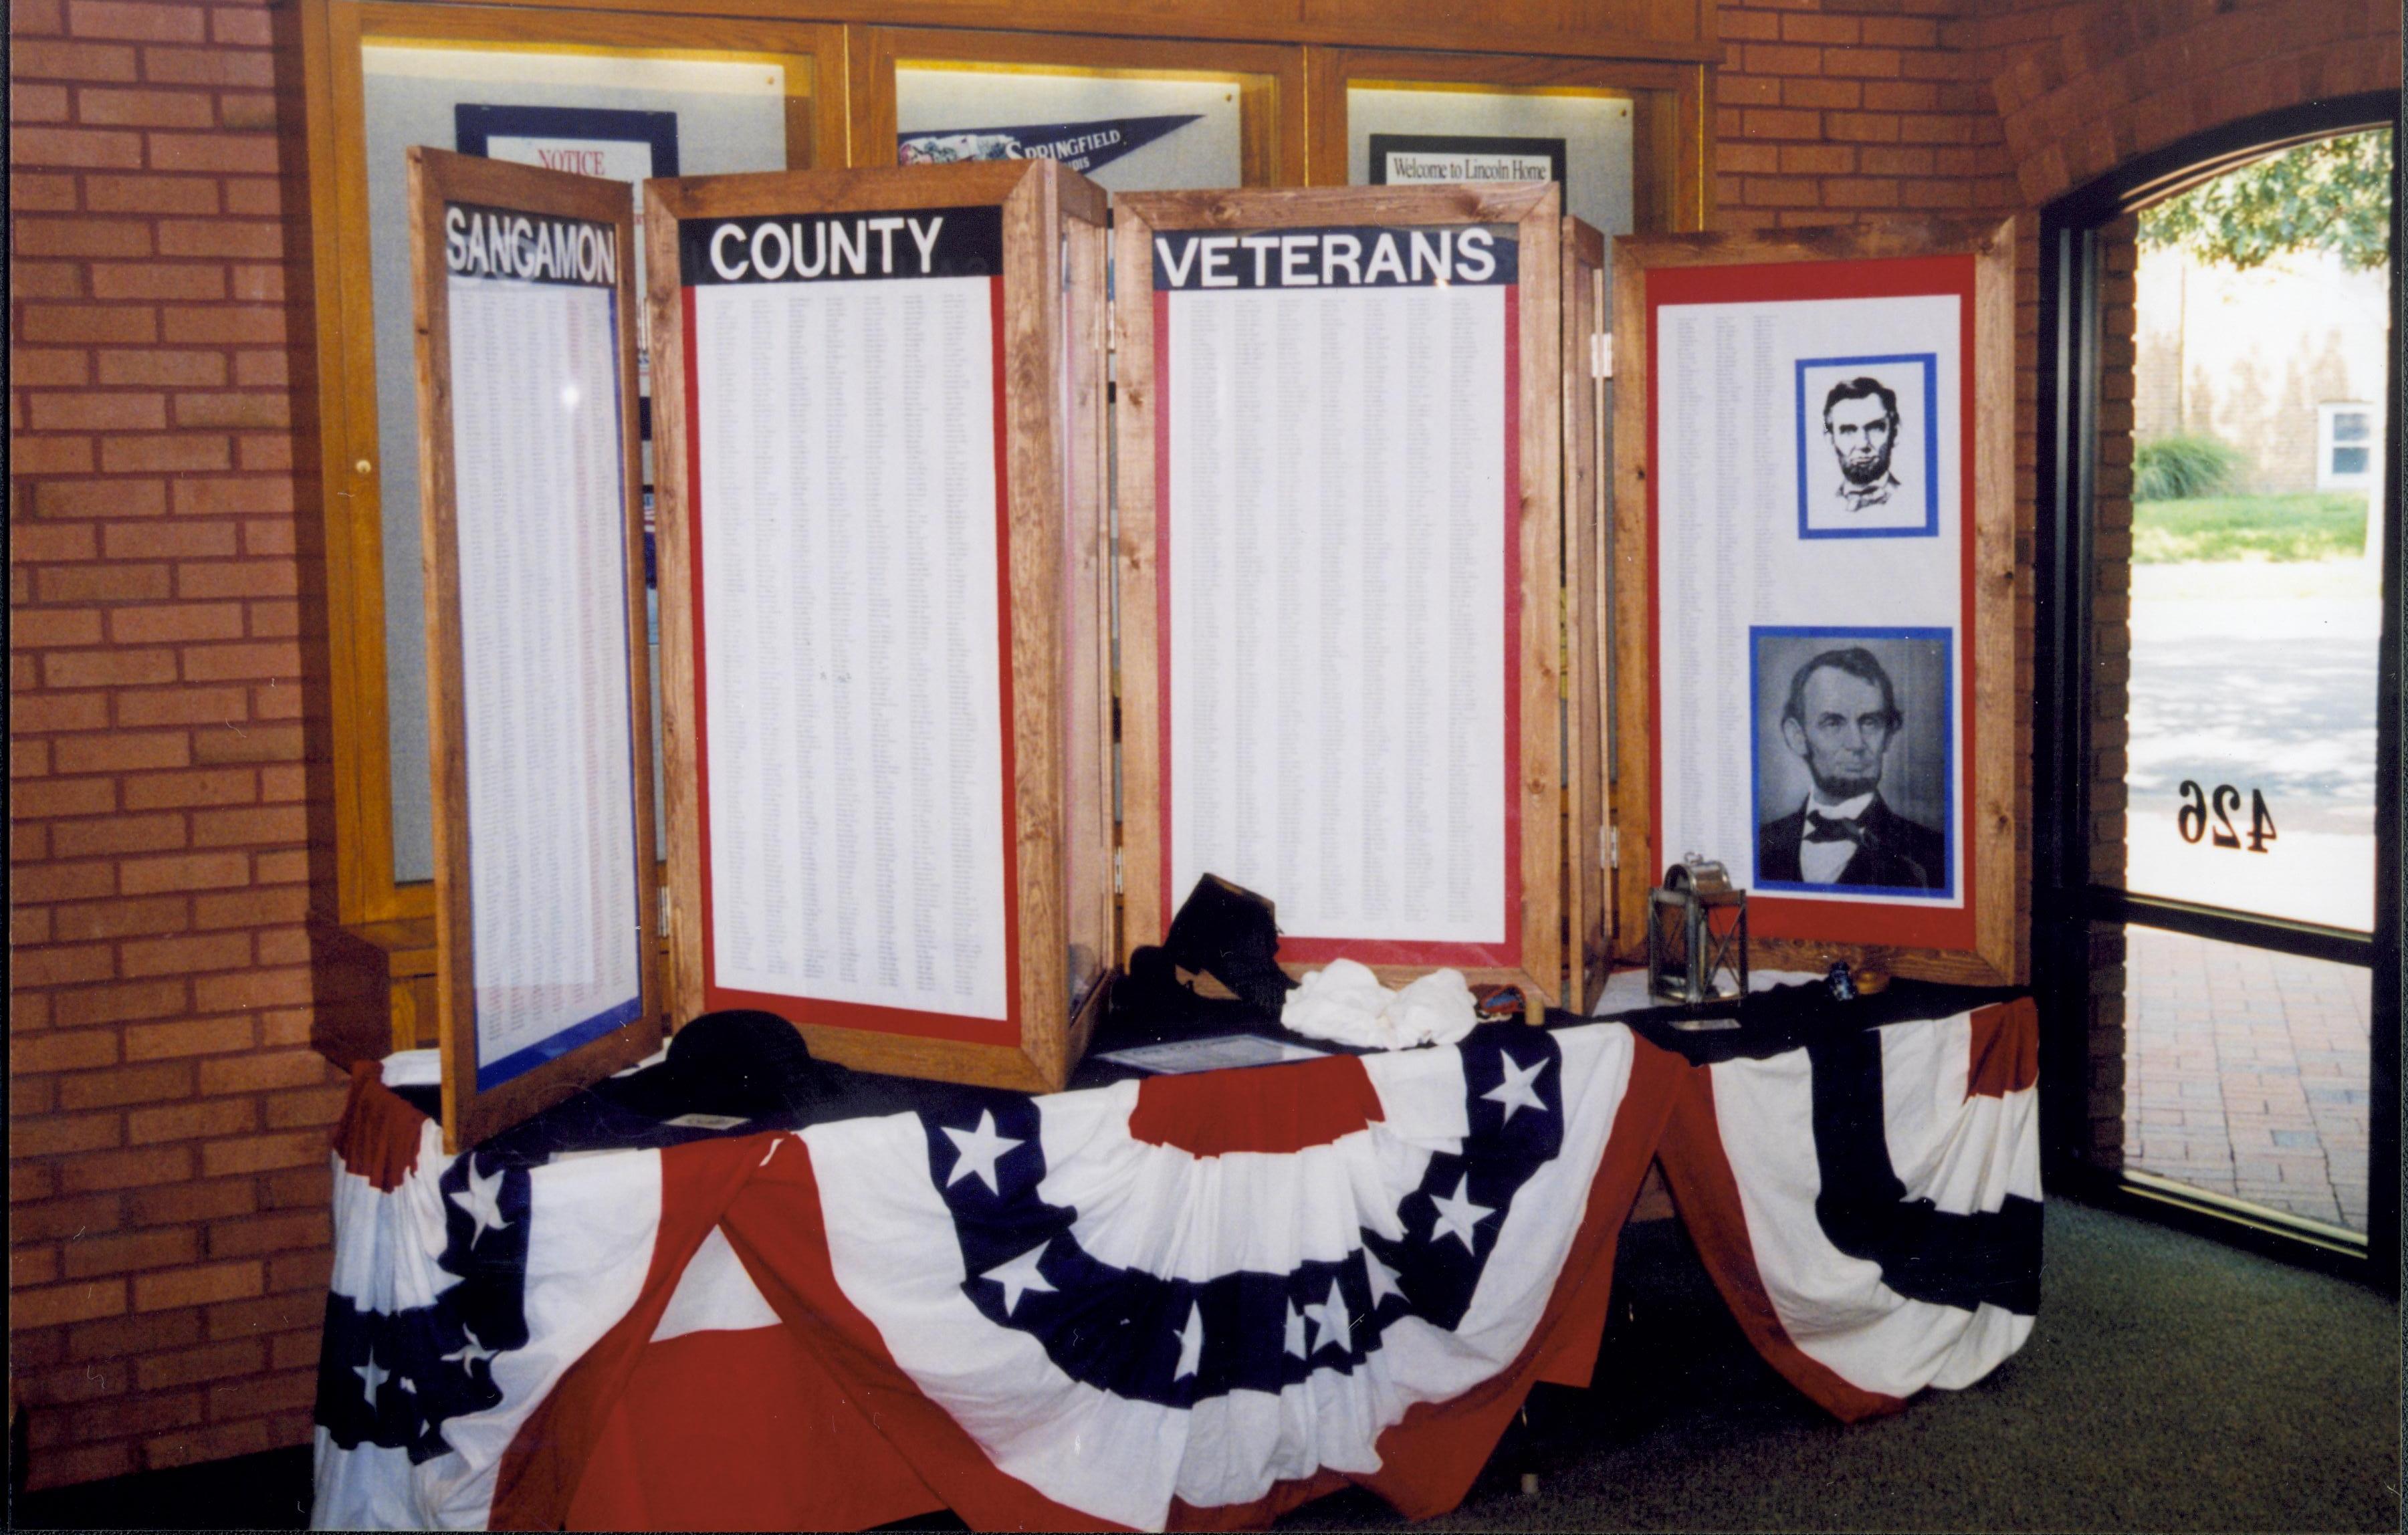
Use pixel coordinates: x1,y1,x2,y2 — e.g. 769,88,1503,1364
1113,184,1577,1006
1612,219,2019,986
407,147,661,1151
647,160,1114,1092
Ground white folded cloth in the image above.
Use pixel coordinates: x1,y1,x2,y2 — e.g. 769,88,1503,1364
1279,959,1479,1050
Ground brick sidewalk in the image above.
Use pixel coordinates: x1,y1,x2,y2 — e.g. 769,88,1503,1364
2121,927,2373,1232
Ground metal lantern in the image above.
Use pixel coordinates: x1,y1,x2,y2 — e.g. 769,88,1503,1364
1646,856,1750,1006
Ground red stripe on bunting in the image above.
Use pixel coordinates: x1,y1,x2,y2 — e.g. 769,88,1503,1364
1165,1036,1688,1530
1127,1054,1384,1156
330,1062,429,1194
1963,997,2040,1100
566,1325,942,1532
715,1144,1129,1532
1652,1065,1906,1424
490,1134,771,1530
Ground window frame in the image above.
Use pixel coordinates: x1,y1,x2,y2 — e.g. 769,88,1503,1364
302,0,845,927
2318,400,2379,490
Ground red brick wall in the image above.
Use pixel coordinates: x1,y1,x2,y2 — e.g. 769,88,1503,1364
1713,0,2020,233
8,0,342,1491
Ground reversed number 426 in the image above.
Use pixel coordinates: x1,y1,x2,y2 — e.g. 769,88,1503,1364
2177,781,2276,852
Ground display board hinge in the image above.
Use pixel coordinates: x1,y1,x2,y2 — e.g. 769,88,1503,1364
1113,846,1125,895
1605,825,1618,870
1592,333,1612,379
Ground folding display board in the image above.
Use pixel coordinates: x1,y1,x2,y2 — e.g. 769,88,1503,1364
406,147,661,1151
1114,184,1592,1006
1612,219,2019,986
647,160,1114,1093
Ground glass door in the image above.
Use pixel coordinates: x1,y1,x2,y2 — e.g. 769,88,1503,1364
2040,112,2398,1277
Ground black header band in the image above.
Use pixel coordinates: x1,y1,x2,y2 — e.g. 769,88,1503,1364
445,202,620,288
1152,224,1518,291
681,205,1004,286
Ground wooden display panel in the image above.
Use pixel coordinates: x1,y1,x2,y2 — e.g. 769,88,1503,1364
1113,185,1569,1005
647,160,1113,1092
407,148,663,1151
1611,219,2020,987
1562,218,1612,1013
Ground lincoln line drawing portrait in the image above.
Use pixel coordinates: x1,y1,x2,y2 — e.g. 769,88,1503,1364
1795,354,1937,537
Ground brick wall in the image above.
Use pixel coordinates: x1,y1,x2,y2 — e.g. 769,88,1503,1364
8,0,341,1490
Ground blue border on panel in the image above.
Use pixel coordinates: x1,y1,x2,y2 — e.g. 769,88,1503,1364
476,995,645,1092
1748,623,1954,900
1793,352,1941,541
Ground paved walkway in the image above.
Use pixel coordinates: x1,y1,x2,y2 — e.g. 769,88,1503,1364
2121,925,2373,1233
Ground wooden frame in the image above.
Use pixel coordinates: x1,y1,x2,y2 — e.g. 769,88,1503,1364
308,0,843,933
1112,183,1571,1004
647,159,1114,1092
1303,49,1711,235
1562,217,1612,1011
406,147,663,1150
1610,218,2021,987
848,26,1305,186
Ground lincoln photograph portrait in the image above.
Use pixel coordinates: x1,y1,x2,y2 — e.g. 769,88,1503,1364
1751,628,1952,897
1795,354,1939,538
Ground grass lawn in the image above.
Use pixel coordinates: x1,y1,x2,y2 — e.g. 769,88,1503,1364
2132,491,2371,562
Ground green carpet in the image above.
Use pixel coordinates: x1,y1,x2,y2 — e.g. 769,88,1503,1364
1281,1199,2402,1533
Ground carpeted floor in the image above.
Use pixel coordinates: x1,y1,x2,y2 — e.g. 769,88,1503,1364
11,1197,2397,1532
1279,1199,2403,1533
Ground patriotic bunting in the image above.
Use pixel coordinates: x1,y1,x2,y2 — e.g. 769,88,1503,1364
311,999,2039,1530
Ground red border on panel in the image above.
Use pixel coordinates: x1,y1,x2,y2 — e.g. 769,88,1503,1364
1154,276,1524,971
1642,254,1978,953
686,273,1021,1045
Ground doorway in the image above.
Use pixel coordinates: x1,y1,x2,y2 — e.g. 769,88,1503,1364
2035,101,2401,1280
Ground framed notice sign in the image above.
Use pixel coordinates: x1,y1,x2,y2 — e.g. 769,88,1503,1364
1613,219,2019,985
1114,185,1575,1004
648,160,1113,1092
407,148,661,1151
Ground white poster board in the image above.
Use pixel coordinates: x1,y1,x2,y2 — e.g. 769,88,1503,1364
1145,219,1527,971
679,206,1012,1026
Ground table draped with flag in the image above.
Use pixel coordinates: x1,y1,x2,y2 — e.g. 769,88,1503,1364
310,998,2040,1530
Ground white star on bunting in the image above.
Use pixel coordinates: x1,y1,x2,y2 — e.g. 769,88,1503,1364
1302,1277,1353,1356
981,1242,1055,1316
1427,1173,1494,1252
354,1353,389,1407
1481,1052,1551,1123
449,1159,510,1248
1363,1248,1404,1306
943,1110,1023,1194
1283,1301,1309,1359
1173,1302,1206,1381
440,1326,495,1373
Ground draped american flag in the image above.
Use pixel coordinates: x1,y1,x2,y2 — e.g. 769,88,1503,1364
312,1001,2039,1530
